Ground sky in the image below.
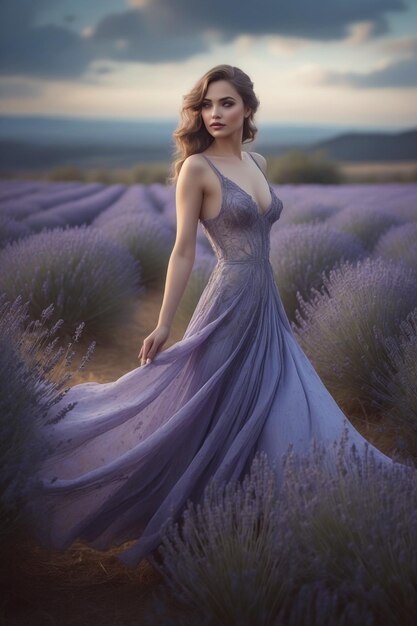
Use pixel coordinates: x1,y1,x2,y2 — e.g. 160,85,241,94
1,0,417,128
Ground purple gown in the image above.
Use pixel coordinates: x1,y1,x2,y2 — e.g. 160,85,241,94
23,152,397,568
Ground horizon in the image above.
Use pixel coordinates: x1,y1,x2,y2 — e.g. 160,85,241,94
1,112,414,132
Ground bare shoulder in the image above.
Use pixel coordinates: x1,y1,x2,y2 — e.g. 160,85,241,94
175,154,209,204
181,153,209,178
248,151,267,174
179,153,213,194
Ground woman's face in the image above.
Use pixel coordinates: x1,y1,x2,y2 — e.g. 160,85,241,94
200,80,250,139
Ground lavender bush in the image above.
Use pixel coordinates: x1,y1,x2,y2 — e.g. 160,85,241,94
327,206,405,251
0,294,95,539
278,435,417,626
0,214,30,248
269,223,365,322
0,225,141,340
373,222,417,272
146,440,416,626
25,185,125,231
292,257,417,414
277,202,339,226
26,182,105,212
370,307,417,457
146,183,173,214
91,185,157,226
0,181,45,204
146,451,296,626
0,183,104,222
94,212,175,288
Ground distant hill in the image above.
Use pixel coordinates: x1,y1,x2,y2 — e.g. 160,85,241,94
0,114,415,173
305,128,417,162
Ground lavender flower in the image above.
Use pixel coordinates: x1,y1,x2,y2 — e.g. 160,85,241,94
0,214,30,248
269,223,365,322
327,206,405,251
0,225,141,340
292,256,417,415
373,222,417,273
278,201,339,226
92,184,157,226
94,211,175,288
25,185,126,231
371,306,417,458
0,294,95,536
146,441,417,625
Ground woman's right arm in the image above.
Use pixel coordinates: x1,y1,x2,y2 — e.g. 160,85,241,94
138,155,205,366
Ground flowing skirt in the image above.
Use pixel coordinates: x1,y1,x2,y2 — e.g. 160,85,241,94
22,258,397,567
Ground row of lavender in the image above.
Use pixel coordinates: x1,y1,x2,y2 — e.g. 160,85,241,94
1,179,416,623
145,448,417,626
1,179,416,452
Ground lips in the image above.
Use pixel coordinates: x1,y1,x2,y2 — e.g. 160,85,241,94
211,123,225,128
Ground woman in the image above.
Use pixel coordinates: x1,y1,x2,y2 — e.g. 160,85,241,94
24,64,399,569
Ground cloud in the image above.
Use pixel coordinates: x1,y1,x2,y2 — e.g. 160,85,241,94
0,0,409,79
319,35,417,89
127,0,406,41
91,8,211,63
382,35,417,56
0,79,42,98
321,55,417,88
0,0,96,78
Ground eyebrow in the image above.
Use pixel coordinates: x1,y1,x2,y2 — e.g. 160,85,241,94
202,96,236,102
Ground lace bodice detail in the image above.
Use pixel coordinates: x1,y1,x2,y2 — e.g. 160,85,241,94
199,152,283,263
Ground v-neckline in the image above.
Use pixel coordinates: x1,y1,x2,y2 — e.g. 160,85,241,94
203,153,274,218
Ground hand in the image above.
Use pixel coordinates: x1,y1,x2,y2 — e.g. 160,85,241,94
138,325,170,366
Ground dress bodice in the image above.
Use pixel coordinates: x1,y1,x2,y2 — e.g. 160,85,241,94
199,152,283,263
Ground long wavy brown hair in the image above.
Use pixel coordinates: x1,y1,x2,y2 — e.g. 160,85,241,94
167,65,260,186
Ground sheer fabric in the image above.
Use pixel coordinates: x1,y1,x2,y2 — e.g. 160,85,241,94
23,152,398,568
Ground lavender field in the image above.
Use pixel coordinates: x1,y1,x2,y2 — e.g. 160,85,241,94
1,178,417,625
1,178,417,456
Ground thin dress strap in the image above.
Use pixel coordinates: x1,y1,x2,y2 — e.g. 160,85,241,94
247,152,268,181
201,154,224,181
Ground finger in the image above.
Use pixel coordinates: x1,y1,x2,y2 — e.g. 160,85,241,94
144,347,154,365
142,345,153,366
141,339,151,365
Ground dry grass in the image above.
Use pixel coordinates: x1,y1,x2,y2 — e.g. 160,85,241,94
70,287,189,386
1,524,163,625
339,159,417,183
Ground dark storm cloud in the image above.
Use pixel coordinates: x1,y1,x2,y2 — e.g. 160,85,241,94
322,54,417,88
0,24,96,79
0,0,95,78
135,0,406,41
92,9,210,63
0,0,409,79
